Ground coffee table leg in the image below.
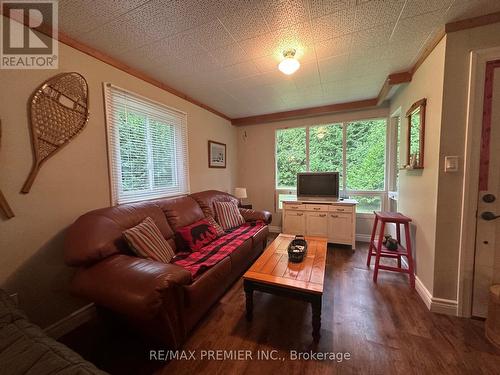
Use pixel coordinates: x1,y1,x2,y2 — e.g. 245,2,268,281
244,280,253,322
311,295,322,343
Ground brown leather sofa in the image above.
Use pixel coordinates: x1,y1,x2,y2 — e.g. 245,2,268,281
64,190,271,348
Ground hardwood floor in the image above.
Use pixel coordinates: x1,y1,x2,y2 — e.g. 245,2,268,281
61,238,500,374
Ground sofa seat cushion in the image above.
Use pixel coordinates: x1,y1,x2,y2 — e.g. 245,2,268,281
250,225,269,248
172,221,265,279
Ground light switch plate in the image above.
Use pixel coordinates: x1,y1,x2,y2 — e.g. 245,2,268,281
444,156,459,172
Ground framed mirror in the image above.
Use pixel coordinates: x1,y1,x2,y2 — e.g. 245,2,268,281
405,98,426,169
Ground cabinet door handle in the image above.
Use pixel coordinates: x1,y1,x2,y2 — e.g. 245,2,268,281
297,213,303,216
313,207,321,210
331,214,338,218
319,214,326,217
336,208,344,211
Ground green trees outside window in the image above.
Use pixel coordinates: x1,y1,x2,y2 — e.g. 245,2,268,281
275,118,387,213
118,111,175,193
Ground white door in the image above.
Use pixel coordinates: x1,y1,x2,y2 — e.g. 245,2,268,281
328,213,352,244
473,60,500,317
283,211,305,235
306,212,328,237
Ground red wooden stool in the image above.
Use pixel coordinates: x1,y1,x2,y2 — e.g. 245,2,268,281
366,212,415,288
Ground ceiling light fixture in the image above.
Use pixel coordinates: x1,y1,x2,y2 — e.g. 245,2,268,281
278,49,300,75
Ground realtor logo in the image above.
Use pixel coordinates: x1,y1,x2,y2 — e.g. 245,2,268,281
1,0,58,69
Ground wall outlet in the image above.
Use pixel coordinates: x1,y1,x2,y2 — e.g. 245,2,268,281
9,293,19,306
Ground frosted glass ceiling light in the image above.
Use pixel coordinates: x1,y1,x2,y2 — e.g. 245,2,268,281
278,49,300,75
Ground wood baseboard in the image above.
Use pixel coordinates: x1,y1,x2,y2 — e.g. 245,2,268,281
355,234,371,243
44,303,96,339
268,225,282,233
415,276,458,316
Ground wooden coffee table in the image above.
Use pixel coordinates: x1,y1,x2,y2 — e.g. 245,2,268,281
243,234,327,342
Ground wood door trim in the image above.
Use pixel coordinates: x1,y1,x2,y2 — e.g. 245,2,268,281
479,60,500,190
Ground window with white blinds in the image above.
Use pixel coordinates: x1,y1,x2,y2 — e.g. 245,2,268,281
104,83,189,204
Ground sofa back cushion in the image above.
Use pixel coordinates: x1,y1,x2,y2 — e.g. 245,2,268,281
64,201,174,267
152,196,205,231
123,217,176,263
190,190,239,218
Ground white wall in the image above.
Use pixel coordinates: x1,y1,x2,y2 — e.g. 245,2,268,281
0,17,237,327
433,22,500,301
389,37,447,294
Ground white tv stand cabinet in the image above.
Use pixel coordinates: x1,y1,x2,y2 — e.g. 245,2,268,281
282,199,357,248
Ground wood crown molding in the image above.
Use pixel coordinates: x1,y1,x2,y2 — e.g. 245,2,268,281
2,8,500,126
445,11,500,33
231,99,379,126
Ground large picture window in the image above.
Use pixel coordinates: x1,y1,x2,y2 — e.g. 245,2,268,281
104,84,189,204
275,118,387,213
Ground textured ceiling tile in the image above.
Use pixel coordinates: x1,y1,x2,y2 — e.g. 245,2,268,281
350,24,393,50
212,61,261,82
292,62,322,88
353,0,405,31
189,19,236,50
239,33,282,60
57,0,500,118
146,31,206,61
258,0,309,30
59,0,149,34
314,34,352,59
253,55,282,73
311,7,357,42
390,10,444,44
218,2,270,41
240,21,314,62
317,54,350,83
308,0,356,19
400,0,454,19
209,43,249,67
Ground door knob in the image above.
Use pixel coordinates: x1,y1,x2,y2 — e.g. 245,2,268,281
481,211,500,221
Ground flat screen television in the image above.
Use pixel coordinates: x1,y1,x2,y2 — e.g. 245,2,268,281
297,172,339,201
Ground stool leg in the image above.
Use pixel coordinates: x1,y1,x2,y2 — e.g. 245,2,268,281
404,222,415,288
396,223,401,268
373,221,385,283
367,216,378,267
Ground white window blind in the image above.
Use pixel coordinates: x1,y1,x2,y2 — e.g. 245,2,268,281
104,83,189,204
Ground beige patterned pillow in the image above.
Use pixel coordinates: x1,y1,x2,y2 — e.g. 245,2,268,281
123,217,175,263
213,201,245,230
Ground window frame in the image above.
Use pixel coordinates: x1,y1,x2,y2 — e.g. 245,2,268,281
274,117,389,216
103,83,190,205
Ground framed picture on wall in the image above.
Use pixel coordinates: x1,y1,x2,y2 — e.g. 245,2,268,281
208,140,226,168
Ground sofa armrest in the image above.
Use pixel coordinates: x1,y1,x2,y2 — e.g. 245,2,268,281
71,254,191,320
239,208,272,224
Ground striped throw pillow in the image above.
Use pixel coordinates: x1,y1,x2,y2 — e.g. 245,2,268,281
123,217,175,263
206,215,225,236
213,201,245,230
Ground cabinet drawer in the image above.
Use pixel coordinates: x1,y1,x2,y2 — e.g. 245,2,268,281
329,205,353,213
304,204,329,212
284,203,304,210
